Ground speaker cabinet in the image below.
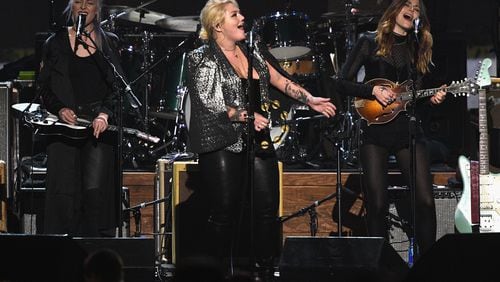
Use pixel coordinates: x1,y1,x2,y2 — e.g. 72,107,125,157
388,187,461,262
156,160,283,264
0,234,154,282
405,233,500,282
0,82,14,201
74,237,155,281
279,236,409,282
0,161,6,232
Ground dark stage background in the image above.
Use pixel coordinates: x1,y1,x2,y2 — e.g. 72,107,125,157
0,0,499,169
0,0,497,52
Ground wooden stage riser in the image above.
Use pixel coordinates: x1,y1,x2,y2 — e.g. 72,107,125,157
123,171,455,238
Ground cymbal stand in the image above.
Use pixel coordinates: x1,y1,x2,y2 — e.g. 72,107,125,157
141,31,153,132
323,111,359,236
339,0,361,166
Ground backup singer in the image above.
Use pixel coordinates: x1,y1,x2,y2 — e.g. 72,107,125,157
335,0,446,256
38,0,123,236
186,0,336,277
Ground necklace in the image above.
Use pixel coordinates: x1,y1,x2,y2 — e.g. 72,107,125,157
221,45,238,58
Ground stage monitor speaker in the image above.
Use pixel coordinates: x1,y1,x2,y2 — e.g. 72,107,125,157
279,236,409,282
405,233,500,282
74,237,155,281
157,160,283,264
0,234,87,281
0,234,155,282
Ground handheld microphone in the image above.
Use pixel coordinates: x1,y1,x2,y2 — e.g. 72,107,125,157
75,13,87,40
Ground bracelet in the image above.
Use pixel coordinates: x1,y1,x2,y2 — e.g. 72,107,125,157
95,116,108,125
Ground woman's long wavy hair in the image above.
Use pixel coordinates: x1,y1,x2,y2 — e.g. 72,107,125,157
375,0,432,74
199,0,239,41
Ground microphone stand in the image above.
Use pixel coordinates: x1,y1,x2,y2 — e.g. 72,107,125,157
245,34,258,274
123,196,171,237
83,31,141,237
279,185,359,236
408,28,420,265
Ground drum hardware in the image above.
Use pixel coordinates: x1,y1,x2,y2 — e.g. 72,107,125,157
311,1,381,168
324,111,361,167
126,33,194,124
118,32,196,170
275,108,327,165
149,86,191,158
149,111,177,120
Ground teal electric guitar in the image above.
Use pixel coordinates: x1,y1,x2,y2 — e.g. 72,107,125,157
455,58,500,233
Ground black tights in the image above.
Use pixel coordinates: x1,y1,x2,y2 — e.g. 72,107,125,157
360,142,436,255
198,149,280,263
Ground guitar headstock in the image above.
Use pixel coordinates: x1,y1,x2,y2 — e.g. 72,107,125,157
447,78,479,97
475,58,492,89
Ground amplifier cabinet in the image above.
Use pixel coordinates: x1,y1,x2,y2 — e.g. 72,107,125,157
0,82,14,202
155,159,283,264
388,186,462,262
0,161,6,232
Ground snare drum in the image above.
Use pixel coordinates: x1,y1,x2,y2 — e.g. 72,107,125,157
259,11,312,60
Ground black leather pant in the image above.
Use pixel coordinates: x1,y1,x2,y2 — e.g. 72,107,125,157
198,149,280,263
44,135,116,236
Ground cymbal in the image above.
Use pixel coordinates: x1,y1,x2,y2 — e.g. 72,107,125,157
116,8,170,25
321,10,381,20
313,13,377,32
149,111,177,120
156,16,199,32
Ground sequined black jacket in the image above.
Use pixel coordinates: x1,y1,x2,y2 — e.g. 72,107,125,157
186,39,273,154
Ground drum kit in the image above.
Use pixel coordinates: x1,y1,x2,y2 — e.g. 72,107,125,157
101,1,383,170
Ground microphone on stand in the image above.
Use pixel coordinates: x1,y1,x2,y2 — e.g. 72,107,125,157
413,17,420,44
74,13,87,52
245,21,255,49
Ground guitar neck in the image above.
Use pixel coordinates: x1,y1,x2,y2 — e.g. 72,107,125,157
77,118,136,136
401,86,444,101
77,118,159,143
479,88,489,175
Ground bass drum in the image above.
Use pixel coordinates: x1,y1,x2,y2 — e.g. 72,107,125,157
258,11,312,60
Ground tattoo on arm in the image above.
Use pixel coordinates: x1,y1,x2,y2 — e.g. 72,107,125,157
284,80,308,104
